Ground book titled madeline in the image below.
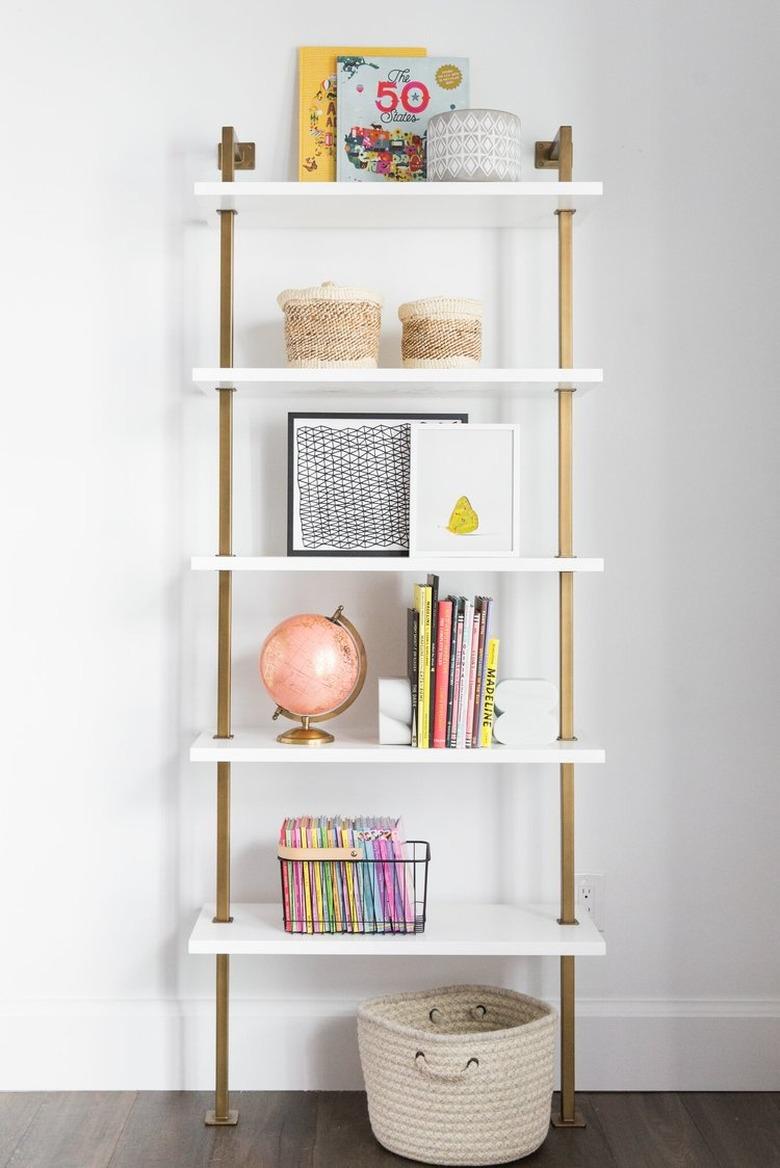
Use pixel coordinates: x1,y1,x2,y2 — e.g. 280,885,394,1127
337,56,469,181
407,575,499,749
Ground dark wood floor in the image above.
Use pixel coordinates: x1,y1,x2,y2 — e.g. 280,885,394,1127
0,1092,777,1168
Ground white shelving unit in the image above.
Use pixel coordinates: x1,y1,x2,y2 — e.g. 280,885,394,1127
192,179,603,229
190,125,604,1130
192,367,603,397
190,728,606,765
191,555,604,573
190,902,606,958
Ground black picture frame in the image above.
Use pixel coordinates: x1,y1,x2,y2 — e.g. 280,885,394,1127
287,411,468,557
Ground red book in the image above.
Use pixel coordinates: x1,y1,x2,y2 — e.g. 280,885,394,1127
432,600,453,748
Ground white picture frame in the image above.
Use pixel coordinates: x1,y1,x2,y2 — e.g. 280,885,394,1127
409,424,521,557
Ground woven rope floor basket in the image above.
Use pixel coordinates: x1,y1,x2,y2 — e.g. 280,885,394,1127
358,984,556,1166
398,297,483,369
277,281,382,368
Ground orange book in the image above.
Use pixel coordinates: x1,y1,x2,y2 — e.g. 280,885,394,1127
432,600,453,748
298,46,426,180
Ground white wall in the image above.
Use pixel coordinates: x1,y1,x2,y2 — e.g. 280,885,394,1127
1,0,778,1090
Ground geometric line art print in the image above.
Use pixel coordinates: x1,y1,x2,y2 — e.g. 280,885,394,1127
296,423,410,550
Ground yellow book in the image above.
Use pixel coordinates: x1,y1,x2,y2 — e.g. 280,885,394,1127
298,46,426,181
480,639,500,747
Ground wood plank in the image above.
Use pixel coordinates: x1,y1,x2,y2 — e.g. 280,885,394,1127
107,1093,215,1168
1,1092,776,1168
680,1092,780,1168
7,1092,135,1168
108,1092,319,1168
209,1092,317,1168
526,1095,619,1168
312,1092,405,1168
0,1094,44,1167
589,1092,721,1168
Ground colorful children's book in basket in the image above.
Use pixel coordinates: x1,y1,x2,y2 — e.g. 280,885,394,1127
278,816,428,934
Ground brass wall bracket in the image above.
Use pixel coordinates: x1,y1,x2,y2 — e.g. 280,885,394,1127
535,126,573,182
217,140,256,171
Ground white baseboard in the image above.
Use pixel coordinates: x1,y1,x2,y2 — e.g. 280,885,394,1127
1,997,778,1091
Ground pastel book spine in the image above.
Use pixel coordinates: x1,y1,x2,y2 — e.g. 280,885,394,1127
464,608,481,748
480,638,500,748
472,597,491,747
407,607,419,748
456,600,473,748
426,574,439,746
449,603,465,748
432,599,453,748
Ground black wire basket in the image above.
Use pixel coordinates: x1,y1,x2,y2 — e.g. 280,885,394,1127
277,840,430,935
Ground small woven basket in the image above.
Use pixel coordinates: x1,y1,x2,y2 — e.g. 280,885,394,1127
358,984,556,1166
398,297,483,369
277,281,382,368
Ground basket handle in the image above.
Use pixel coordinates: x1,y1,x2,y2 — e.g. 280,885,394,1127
414,1051,480,1083
429,1004,488,1024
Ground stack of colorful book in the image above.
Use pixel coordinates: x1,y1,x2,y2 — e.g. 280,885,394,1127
278,816,423,934
407,575,499,749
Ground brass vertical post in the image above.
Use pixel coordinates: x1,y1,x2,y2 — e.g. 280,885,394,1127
537,125,585,1130
205,124,253,1129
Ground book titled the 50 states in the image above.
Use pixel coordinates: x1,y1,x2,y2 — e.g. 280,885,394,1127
337,56,469,182
298,47,426,182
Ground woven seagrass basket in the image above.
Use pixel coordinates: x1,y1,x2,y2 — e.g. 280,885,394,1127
398,296,483,369
358,984,555,1166
277,281,382,368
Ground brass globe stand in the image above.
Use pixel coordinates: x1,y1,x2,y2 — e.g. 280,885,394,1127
271,606,367,746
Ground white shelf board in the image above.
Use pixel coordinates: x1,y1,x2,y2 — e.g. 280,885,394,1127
188,901,605,957
192,367,603,397
191,555,603,573
192,181,602,229
190,729,605,765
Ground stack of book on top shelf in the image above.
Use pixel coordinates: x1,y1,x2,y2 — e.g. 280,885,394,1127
408,574,499,749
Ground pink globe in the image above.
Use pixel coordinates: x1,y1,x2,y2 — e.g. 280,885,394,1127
259,613,361,717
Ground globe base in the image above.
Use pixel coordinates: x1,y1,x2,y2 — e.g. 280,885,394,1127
276,723,335,747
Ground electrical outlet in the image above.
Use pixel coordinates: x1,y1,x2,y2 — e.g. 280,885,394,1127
576,873,605,932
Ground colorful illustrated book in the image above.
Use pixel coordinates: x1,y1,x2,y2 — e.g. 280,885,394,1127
298,46,426,181
337,55,469,181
